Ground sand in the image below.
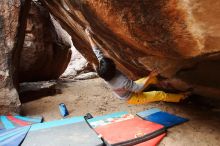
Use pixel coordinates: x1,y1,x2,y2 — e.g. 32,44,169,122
22,78,220,146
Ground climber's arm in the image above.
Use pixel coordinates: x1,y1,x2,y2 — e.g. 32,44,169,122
136,71,158,93
87,31,97,49
124,71,158,93
85,27,104,61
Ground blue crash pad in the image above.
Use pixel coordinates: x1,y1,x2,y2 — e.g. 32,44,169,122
143,111,188,128
137,108,161,118
0,126,30,146
0,115,42,130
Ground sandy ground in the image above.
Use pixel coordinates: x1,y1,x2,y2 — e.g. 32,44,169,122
22,78,220,146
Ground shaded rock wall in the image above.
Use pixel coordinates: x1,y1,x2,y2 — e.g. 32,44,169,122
19,2,72,82
0,0,31,114
40,0,220,99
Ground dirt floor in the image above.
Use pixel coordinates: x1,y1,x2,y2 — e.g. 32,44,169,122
21,78,220,146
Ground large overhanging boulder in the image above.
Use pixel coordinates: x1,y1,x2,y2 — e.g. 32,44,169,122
19,2,72,82
40,0,220,99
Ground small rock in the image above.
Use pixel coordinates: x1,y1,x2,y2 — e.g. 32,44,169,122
74,72,98,80
19,81,58,103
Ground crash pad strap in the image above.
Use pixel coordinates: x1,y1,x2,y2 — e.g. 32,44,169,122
14,116,42,123
111,127,167,146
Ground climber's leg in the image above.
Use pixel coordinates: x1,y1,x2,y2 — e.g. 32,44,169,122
127,91,184,104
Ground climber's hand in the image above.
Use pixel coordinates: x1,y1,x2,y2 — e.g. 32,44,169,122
148,70,158,78
85,27,93,37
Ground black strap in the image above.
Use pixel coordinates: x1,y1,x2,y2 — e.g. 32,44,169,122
84,113,106,146
111,127,167,146
84,113,94,129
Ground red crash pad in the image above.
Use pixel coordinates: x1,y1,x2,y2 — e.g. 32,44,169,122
95,116,166,146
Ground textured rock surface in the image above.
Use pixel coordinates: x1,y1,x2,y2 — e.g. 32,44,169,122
19,2,72,82
0,0,31,114
40,0,220,98
61,45,91,78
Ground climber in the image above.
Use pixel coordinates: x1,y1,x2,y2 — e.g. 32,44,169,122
85,27,188,104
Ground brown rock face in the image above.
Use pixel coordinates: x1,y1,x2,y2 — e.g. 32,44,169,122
0,0,31,114
19,2,72,82
40,0,220,98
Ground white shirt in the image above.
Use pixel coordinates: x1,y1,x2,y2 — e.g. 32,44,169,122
92,46,144,99
107,70,144,99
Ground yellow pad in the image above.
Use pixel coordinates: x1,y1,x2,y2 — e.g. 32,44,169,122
127,91,184,105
